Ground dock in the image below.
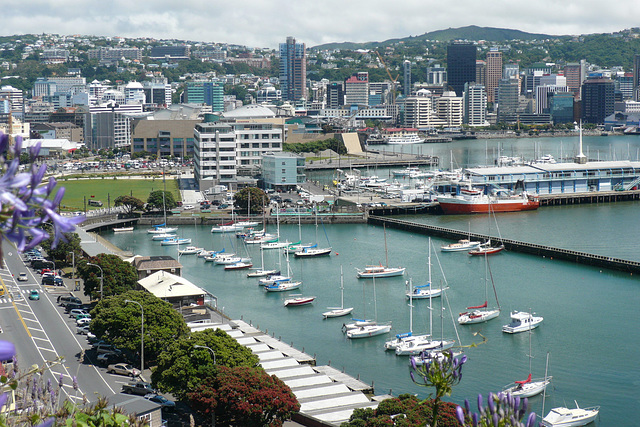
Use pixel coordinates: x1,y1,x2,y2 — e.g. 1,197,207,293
190,319,387,426
369,216,640,274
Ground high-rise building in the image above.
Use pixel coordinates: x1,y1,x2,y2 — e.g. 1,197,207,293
404,89,445,128
464,82,488,126
184,81,224,112
497,78,520,121
549,92,574,124
633,55,640,101
344,72,369,106
581,77,615,124
0,85,23,113
475,61,486,86
486,50,503,103
447,43,477,97
618,73,634,100
427,65,447,85
327,82,344,109
564,62,583,99
435,91,464,126
279,36,307,102
403,60,412,97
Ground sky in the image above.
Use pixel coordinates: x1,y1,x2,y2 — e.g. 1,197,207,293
3,0,640,49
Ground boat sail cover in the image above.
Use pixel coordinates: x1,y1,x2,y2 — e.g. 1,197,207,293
515,373,532,385
467,301,488,309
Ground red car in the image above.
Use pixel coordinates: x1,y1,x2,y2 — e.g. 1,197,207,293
40,268,52,275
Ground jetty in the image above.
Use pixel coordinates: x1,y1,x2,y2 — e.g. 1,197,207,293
369,215,640,274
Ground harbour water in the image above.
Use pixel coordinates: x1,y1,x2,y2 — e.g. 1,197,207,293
106,135,640,425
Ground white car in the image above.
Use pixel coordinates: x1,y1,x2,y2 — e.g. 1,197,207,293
76,317,91,326
77,325,91,335
182,204,194,210
17,272,28,281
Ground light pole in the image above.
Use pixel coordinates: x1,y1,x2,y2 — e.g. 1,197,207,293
86,263,103,300
193,345,216,365
125,299,144,373
68,251,75,279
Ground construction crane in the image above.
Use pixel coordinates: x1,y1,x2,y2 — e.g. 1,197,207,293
375,51,399,104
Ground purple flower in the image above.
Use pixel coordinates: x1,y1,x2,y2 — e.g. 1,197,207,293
526,412,537,427
36,418,55,427
0,392,7,409
455,406,465,424
0,340,15,361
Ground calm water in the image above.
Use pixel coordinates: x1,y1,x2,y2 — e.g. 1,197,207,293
107,136,640,425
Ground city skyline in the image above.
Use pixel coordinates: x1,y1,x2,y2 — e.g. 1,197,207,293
3,0,640,48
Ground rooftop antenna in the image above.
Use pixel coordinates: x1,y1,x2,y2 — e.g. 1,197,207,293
575,120,587,164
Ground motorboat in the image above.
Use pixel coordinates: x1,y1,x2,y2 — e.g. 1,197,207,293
294,246,332,258
468,242,505,255
224,261,253,270
215,256,250,265
260,240,291,250
284,295,316,306
178,246,204,255
247,268,279,278
258,274,290,286
541,402,600,427
385,134,425,145
160,238,192,246
502,311,543,334
356,265,405,278
441,239,481,252
113,227,134,233
147,226,177,234
211,223,244,233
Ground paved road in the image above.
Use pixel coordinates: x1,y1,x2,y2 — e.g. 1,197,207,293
0,243,132,403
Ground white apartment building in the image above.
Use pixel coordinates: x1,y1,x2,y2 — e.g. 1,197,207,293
404,89,446,128
464,83,488,127
194,104,285,191
435,91,464,126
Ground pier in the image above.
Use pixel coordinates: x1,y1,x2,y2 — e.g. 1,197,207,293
369,215,640,274
538,189,640,205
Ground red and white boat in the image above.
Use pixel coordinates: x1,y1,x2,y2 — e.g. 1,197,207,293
284,295,316,306
437,187,539,214
468,241,505,256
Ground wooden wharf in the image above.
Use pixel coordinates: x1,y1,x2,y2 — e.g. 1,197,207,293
369,215,640,274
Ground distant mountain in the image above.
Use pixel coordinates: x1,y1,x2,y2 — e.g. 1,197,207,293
311,25,561,50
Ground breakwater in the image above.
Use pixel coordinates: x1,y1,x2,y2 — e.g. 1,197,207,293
369,215,640,274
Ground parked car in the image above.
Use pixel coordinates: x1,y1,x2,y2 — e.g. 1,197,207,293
77,324,91,335
122,381,155,395
58,296,82,307
69,309,88,318
96,352,122,366
107,363,140,377
76,317,91,326
28,290,40,300
145,394,176,410
95,343,122,355
182,204,194,210
17,272,28,282
64,302,84,312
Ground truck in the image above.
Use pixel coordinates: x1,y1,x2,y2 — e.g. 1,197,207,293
121,381,156,396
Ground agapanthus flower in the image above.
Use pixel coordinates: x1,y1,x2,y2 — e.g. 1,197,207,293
457,391,536,427
0,132,84,252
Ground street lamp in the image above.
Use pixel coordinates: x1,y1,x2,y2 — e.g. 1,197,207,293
68,252,75,279
125,299,144,373
193,345,216,365
86,263,103,300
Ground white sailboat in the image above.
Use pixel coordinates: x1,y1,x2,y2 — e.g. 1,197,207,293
406,238,448,299
260,207,290,249
148,177,177,234
346,277,392,339
264,251,300,292
247,247,279,277
322,266,354,318
356,224,405,278
385,278,424,350
502,330,551,398
295,206,332,258
458,252,501,324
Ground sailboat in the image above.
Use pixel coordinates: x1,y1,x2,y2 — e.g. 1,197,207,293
346,277,392,339
295,212,332,258
468,201,504,255
264,251,301,292
322,266,354,318
502,336,551,398
261,207,291,249
385,278,421,350
356,224,405,278
406,239,448,299
458,252,501,324
148,188,177,234
235,190,259,228
247,247,279,277
441,222,481,252
286,209,314,254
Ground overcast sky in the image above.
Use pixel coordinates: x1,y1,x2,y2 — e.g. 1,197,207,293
4,0,640,49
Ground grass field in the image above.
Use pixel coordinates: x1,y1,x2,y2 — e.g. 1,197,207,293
55,177,180,212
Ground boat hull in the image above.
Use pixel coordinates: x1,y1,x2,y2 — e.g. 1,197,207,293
458,309,501,324
469,245,505,255
322,307,354,318
395,339,455,356
294,247,332,257
356,267,406,278
503,377,552,398
346,324,392,339
284,297,316,306
438,197,539,214
541,406,600,427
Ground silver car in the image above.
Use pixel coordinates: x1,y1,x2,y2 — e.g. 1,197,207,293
107,363,140,377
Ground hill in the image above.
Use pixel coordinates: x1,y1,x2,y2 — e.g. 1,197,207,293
311,25,560,50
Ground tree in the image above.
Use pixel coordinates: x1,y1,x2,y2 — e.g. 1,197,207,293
187,366,300,427
76,254,138,299
146,190,177,212
233,187,269,215
152,328,259,400
39,232,83,270
113,195,145,214
89,290,189,366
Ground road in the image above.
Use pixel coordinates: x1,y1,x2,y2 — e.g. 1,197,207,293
0,242,134,404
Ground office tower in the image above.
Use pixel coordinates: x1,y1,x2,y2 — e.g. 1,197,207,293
447,43,477,96
618,73,634,100
403,60,412,96
184,81,224,112
464,82,487,126
548,92,574,124
279,36,307,102
634,55,640,101
427,64,447,85
344,72,369,106
486,49,503,103
498,78,520,121
327,82,344,108
581,77,615,124
564,62,583,99
476,60,486,86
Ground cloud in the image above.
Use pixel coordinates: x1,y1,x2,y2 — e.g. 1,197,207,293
1,0,640,48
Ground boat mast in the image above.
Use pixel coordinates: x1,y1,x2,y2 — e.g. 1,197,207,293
428,238,433,339
340,265,344,309
384,224,389,268
408,278,414,334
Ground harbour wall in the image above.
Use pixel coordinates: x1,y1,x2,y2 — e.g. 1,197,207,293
369,215,640,274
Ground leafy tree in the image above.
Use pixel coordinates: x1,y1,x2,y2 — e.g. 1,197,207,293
113,195,145,214
76,254,138,299
283,137,346,155
89,290,189,366
39,232,83,270
187,366,300,427
146,190,177,211
234,187,269,214
152,328,259,400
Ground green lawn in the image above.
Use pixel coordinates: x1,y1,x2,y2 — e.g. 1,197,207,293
55,177,180,212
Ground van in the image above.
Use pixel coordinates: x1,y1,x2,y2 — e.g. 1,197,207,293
88,200,103,207
58,295,82,307
31,259,52,270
